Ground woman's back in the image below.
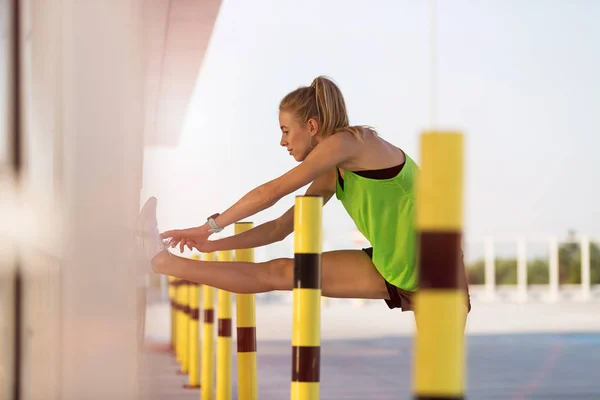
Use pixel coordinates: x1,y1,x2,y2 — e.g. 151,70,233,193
335,127,406,178
335,135,420,292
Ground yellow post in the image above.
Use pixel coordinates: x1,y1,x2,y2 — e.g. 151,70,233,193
291,195,323,400
185,254,201,387
413,131,467,400
176,279,184,365
216,250,234,400
234,222,258,400
177,280,190,374
201,252,216,400
168,276,177,354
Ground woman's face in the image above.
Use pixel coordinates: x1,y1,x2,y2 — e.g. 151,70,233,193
278,111,317,162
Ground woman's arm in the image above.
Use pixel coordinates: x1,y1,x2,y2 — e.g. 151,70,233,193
206,209,293,251
207,167,337,251
211,131,357,231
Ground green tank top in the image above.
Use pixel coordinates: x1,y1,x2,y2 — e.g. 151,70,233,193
335,152,420,291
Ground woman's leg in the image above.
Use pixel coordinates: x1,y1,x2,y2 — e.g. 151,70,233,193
137,196,389,299
152,249,390,300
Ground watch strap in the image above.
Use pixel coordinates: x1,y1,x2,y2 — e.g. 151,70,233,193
207,213,223,233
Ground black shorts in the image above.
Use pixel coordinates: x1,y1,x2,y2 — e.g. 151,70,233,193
361,247,472,313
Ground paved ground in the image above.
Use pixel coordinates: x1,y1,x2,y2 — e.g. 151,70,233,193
140,295,600,399
145,296,600,341
139,332,600,399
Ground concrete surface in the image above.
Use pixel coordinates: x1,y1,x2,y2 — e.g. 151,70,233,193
145,296,600,342
139,332,600,399
139,296,600,399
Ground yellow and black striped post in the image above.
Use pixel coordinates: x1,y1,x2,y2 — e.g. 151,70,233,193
185,281,200,386
234,222,258,400
168,276,177,354
217,250,234,400
177,279,190,374
413,131,467,400
185,254,201,388
201,252,216,400
291,195,323,400
175,279,185,366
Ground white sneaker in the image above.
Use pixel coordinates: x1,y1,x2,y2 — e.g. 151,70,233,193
136,197,166,265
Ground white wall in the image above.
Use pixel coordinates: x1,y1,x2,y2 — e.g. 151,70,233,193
2,1,147,399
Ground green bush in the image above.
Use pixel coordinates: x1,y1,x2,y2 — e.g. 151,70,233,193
466,238,599,285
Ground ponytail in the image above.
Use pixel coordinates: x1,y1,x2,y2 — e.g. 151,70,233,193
311,76,350,138
280,75,369,138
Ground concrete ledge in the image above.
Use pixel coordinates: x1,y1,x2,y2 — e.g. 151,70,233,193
145,298,600,342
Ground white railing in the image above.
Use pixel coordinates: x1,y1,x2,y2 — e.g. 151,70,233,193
468,235,599,303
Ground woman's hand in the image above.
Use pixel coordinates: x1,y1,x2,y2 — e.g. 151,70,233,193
161,224,214,253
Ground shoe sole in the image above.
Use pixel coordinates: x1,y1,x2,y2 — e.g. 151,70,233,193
136,197,158,250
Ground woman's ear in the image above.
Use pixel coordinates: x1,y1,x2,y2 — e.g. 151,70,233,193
307,118,319,136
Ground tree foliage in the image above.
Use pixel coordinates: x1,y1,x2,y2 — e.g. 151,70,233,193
466,235,600,285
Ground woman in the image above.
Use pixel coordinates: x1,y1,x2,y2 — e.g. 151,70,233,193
138,76,471,315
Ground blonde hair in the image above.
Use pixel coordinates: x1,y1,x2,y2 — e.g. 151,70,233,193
279,76,370,139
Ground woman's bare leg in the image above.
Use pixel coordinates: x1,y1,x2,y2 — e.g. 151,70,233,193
152,249,390,300
137,196,389,299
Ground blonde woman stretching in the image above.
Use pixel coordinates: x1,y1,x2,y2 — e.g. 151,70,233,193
137,76,471,317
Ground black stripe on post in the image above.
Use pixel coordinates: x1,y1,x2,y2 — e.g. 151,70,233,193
416,396,464,400
218,319,231,337
291,346,320,382
204,309,214,323
236,327,257,352
418,232,463,289
293,254,321,289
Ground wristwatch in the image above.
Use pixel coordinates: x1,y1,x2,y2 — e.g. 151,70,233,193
207,213,223,233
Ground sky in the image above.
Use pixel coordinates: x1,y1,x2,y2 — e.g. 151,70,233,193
142,0,600,260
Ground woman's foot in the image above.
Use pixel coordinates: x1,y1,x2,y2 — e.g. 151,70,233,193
136,197,167,271
150,249,172,274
